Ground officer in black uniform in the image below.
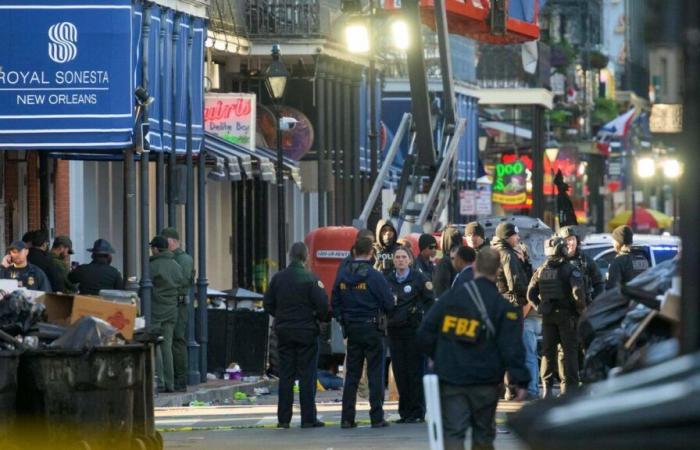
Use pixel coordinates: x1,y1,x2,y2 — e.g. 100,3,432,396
68,239,124,295
527,237,586,397
332,237,395,429
386,247,435,423
414,233,437,280
418,249,529,450
264,242,330,429
559,226,604,304
451,246,477,288
605,225,650,289
0,241,51,291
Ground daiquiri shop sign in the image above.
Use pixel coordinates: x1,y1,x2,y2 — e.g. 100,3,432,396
0,0,132,149
492,159,529,206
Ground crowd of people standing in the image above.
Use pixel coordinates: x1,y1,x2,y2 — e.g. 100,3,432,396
264,219,646,449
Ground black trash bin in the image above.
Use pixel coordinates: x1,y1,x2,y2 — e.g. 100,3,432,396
16,344,157,450
0,350,19,442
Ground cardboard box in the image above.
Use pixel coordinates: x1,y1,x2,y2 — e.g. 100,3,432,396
41,293,137,340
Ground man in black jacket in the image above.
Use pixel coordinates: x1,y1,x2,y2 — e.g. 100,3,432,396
559,226,604,304
491,223,530,307
414,233,437,280
68,239,124,295
418,249,529,450
528,237,586,397
27,230,63,292
264,242,330,429
333,237,395,429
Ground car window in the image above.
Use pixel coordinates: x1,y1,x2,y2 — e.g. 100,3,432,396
595,250,617,273
651,246,678,265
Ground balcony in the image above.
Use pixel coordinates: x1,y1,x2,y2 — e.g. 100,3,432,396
246,0,320,37
477,42,551,89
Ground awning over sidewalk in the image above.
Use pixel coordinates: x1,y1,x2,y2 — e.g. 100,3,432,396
203,132,275,182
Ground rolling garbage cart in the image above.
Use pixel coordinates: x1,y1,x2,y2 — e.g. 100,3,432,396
16,342,162,450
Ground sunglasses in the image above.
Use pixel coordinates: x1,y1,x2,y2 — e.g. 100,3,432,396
429,245,437,249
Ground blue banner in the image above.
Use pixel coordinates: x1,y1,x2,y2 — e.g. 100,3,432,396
0,0,133,149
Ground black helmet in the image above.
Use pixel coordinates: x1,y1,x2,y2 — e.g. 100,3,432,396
544,236,567,258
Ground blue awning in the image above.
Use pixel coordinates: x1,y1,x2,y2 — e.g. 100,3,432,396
135,4,205,154
203,133,275,182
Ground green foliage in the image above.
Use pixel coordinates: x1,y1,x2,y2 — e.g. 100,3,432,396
591,98,618,126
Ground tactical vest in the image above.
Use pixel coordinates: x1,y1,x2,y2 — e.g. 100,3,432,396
631,253,650,278
538,265,568,301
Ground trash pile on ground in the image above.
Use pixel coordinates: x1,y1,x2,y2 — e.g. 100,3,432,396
0,288,162,450
510,256,689,450
579,257,680,382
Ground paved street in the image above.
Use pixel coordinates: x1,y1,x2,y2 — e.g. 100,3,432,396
157,392,526,449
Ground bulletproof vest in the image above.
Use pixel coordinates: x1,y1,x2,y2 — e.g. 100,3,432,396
631,253,650,278
538,265,568,301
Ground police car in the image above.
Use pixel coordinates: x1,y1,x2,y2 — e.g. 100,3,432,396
580,233,680,278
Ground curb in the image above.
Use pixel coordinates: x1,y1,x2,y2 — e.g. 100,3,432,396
155,379,277,408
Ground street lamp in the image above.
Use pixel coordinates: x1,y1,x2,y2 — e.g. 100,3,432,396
663,157,683,235
264,44,290,269
345,22,371,53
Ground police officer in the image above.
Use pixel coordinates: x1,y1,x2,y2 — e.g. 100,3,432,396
50,236,77,293
606,225,650,289
0,241,51,291
332,237,394,429
27,230,63,292
527,237,586,397
414,234,437,280
386,247,435,423
161,227,194,393
465,221,489,253
559,226,604,304
149,236,186,393
69,239,124,295
418,249,529,450
374,220,400,275
264,242,330,429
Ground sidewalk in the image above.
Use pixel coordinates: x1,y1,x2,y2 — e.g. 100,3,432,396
155,377,278,408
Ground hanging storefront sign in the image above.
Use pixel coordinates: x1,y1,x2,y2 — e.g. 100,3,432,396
0,0,133,149
204,93,256,151
649,104,683,133
492,159,528,205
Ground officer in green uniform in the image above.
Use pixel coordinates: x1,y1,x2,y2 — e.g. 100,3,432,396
527,237,586,397
149,235,186,393
50,236,77,293
606,225,650,289
161,227,194,392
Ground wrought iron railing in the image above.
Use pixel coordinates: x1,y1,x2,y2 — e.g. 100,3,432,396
245,0,323,38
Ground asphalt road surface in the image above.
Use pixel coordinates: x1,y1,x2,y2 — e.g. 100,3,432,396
157,392,526,450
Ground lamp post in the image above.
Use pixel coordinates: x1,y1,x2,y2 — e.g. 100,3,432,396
265,45,290,269
345,10,409,228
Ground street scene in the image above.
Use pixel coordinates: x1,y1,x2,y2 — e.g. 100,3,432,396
0,0,698,449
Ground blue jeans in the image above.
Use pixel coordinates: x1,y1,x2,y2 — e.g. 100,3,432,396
523,317,542,396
